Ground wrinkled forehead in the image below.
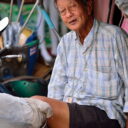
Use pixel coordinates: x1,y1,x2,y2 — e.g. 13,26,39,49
55,0,87,9
54,0,87,4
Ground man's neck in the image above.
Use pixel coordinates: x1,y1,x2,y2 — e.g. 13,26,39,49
77,16,94,44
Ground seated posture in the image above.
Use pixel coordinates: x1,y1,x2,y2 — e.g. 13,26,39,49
32,0,128,128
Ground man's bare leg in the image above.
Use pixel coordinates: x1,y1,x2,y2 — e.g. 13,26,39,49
32,96,69,128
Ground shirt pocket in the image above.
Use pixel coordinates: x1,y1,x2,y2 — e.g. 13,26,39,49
85,68,119,99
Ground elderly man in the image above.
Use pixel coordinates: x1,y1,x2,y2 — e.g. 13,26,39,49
32,0,128,128
0,0,127,128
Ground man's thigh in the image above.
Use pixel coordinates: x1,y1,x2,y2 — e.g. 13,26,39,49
32,96,69,128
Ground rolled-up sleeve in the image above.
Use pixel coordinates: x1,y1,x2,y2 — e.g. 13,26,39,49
48,38,68,101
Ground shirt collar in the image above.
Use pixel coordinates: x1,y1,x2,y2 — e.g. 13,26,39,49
72,19,99,43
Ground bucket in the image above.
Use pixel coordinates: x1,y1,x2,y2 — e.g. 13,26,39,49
7,80,44,97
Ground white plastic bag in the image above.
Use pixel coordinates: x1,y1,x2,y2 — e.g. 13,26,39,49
0,93,53,128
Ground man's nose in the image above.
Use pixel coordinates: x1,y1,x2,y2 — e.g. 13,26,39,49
65,9,73,17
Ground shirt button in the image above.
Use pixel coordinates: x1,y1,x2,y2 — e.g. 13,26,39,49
67,97,73,103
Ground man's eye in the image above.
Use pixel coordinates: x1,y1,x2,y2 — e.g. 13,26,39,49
60,9,66,15
70,4,77,9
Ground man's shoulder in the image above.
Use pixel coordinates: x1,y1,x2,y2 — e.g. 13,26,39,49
98,20,124,36
62,31,76,40
59,31,75,48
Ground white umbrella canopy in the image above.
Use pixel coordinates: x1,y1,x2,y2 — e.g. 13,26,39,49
0,17,9,32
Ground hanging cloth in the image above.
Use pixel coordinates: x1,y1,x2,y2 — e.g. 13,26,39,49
115,0,128,16
115,0,128,33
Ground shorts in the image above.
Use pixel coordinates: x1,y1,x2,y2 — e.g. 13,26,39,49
67,103,121,128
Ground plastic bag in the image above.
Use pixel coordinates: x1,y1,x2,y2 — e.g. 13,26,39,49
0,93,53,128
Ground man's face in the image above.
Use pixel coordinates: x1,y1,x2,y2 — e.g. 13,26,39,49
56,0,88,32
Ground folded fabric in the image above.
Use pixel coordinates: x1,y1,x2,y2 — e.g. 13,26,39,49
0,93,53,128
115,0,128,16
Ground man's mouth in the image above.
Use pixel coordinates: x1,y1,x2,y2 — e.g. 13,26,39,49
68,19,77,25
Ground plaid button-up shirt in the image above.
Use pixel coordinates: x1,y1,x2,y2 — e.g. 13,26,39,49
48,19,128,128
